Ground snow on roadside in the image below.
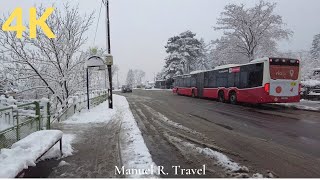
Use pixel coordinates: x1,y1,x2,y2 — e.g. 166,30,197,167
168,135,243,172
143,104,204,138
146,106,265,177
114,95,158,178
0,130,75,178
63,101,116,124
274,99,320,111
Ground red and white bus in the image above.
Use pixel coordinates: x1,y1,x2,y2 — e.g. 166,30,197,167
172,57,301,104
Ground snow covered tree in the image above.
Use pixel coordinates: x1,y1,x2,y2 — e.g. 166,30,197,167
126,69,135,86
311,33,320,60
191,39,212,70
163,31,206,79
133,69,145,86
214,0,292,61
0,4,94,105
156,68,166,80
209,36,249,65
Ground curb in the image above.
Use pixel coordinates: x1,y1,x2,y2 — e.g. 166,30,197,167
267,103,320,113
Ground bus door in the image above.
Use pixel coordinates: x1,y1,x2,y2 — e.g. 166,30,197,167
196,73,204,97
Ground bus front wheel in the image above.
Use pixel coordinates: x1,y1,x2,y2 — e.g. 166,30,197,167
218,91,225,102
229,91,237,105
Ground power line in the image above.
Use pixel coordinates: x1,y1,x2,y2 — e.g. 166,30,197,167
93,0,103,46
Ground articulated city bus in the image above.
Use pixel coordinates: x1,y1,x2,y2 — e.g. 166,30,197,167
173,57,301,104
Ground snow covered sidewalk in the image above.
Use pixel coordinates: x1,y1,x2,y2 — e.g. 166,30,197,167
37,94,156,178
273,99,320,111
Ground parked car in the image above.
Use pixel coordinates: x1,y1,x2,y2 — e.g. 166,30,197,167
121,85,132,93
301,68,320,100
145,85,152,89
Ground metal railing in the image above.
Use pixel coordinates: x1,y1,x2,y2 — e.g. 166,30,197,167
0,90,108,149
52,90,108,123
0,101,50,149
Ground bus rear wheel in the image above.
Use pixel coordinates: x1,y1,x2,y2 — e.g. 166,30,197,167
229,91,237,105
218,91,225,102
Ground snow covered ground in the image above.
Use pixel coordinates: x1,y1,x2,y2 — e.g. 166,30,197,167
1,94,155,178
61,94,157,178
63,102,116,124
274,99,320,111
0,130,75,178
116,95,158,178
168,135,243,172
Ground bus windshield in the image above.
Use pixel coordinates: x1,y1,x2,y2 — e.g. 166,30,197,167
269,58,299,80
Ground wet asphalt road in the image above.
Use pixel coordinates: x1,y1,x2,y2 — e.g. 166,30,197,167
118,89,320,178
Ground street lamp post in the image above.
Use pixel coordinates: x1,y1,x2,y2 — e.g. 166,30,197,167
86,68,90,109
103,0,113,109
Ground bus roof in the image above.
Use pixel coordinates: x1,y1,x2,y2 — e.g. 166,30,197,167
214,64,239,70
190,70,209,74
250,57,269,63
173,57,297,78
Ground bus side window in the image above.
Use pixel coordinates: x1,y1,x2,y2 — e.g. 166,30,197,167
235,73,240,87
228,73,235,87
240,72,248,88
217,77,227,87
187,77,191,87
191,76,196,87
204,72,209,88
185,77,191,87
248,72,257,87
208,71,216,88
248,71,263,87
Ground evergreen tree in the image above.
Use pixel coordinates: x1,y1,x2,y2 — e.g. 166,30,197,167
163,31,206,79
311,33,320,59
126,69,135,86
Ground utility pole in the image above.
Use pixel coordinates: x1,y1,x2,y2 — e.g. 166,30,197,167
103,0,113,109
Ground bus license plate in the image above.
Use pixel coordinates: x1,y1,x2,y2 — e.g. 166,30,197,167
281,97,288,100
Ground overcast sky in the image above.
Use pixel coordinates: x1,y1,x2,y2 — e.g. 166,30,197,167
1,0,320,84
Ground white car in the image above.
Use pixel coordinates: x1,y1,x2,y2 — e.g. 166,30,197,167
301,68,320,100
